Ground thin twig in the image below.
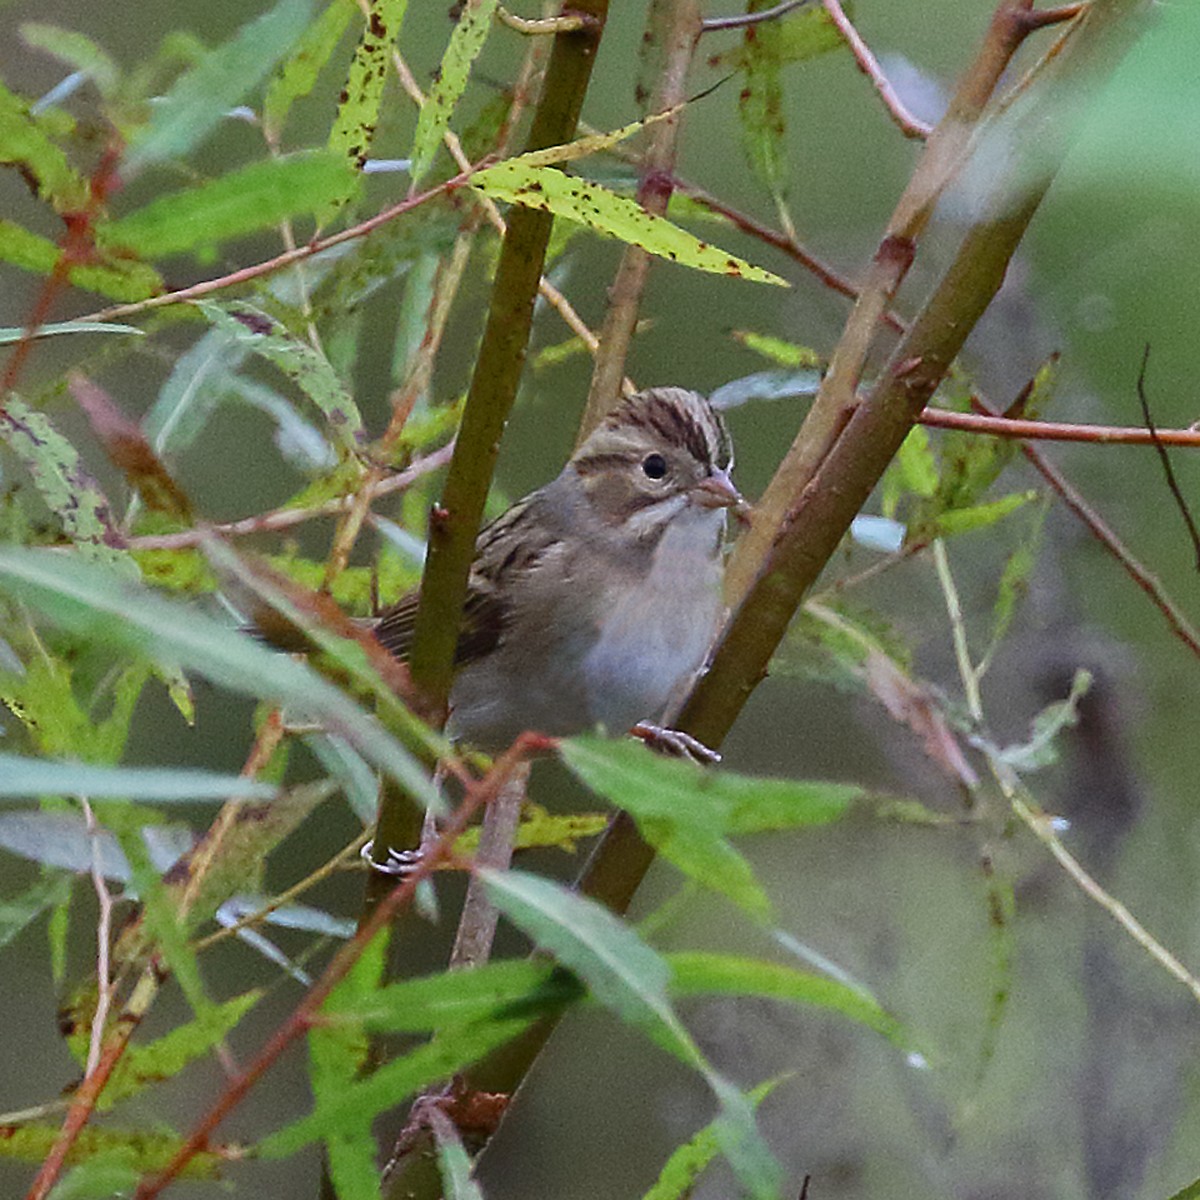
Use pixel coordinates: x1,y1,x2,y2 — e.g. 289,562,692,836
124,442,454,551
920,406,1200,446
80,798,115,1080
1135,344,1200,569
931,539,983,722
822,0,932,139
701,0,808,33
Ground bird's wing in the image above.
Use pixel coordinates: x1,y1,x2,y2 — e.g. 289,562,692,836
372,491,558,668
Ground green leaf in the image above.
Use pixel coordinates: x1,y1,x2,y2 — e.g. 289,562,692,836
194,300,366,451
887,425,939,513
926,489,1038,538
0,219,162,301
325,958,578,1031
124,0,315,174
0,1124,219,1180
0,754,276,802
259,1015,533,1156
667,952,911,1048
471,163,788,286
736,5,789,219
562,737,858,836
263,0,357,140
98,990,262,1110
46,1160,141,1200
643,1078,780,1200
0,547,442,811
0,321,144,344
104,150,358,260
0,872,74,952
0,394,131,569
982,500,1047,671
20,24,120,97
410,0,499,184
324,0,409,216
997,668,1092,771
482,870,784,1197
0,79,88,210
731,330,824,369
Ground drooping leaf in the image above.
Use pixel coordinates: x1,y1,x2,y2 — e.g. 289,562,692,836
735,5,789,223
20,24,120,98
481,869,784,1199
667,952,911,1048
103,150,358,260
731,330,824,369
925,489,1038,538
263,0,357,140
471,163,788,286
193,300,366,451
123,0,315,174
0,547,442,811
409,0,499,185
0,394,131,569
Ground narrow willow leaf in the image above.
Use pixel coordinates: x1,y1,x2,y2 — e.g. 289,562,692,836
263,0,357,140
46,1161,141,1200
0,872,73,952
123,0,315,174
560,737,859,836
0,547,442,811
643,1079,780,1200
927,489,1037,538
996,668,1092,771
471,163,788,286
0,79,88,210
0,754,276,802
144,325,248,453
325,958,576,1031
737,5,789,217
0,394,130,569
983,500,1047,669
1166,1177,1200,1200
731,330,824,368
194,300,366,451
667,952,910,1047
97,990,262,1111
20,24,120,97
436,1130,484,1200
259,1015,533,1156
487,874,783,1195
410,0,499,185
0,1124,219,1179
324,0,409,216
895,425,939,501
0,218,162,302
0,321,143,344
104,150,358,260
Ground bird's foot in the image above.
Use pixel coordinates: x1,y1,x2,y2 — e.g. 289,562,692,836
631,722,721,765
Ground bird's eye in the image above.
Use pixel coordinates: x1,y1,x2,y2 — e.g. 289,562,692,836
641,453,668,480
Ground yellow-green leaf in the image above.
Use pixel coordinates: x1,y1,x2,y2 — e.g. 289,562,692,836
471,163,788,286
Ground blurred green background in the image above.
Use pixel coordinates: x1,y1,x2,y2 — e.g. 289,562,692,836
2,2,1199,1198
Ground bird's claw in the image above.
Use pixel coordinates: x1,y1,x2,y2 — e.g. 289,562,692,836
360,838,426,877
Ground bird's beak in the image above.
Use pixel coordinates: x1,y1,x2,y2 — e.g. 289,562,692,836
691,468,743,511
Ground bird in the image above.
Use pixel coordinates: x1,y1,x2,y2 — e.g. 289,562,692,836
372,386,743,758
